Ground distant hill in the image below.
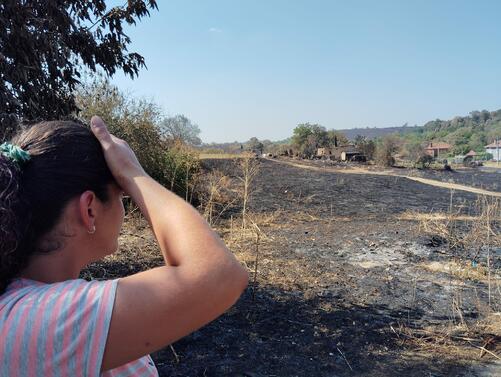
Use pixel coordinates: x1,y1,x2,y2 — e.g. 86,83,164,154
338,125,421,140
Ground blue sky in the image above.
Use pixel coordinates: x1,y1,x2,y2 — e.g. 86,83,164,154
110,0,501,143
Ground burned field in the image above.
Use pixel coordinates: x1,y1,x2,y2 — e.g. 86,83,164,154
85,158,500,376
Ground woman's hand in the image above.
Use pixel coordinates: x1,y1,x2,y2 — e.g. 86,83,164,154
90,116,147,191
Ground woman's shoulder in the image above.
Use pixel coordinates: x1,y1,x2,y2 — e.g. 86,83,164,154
2,277,118,304
0,278,120,376
1,277,119,324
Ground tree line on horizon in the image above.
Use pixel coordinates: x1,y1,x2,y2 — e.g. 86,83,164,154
205,108,501,164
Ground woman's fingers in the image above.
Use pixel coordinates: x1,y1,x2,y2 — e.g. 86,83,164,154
90,116,113,149
89,115,147,189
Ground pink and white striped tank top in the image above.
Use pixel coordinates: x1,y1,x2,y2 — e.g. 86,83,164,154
0,278,159,377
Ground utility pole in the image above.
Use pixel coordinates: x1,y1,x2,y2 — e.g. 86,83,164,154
497,137,499,166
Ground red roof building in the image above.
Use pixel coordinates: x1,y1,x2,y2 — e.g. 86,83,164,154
425,142,452,158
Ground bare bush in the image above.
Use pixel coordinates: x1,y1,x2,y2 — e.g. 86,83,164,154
163,140,200,199
418,194,501,311
237,155,260,228
200,170,232,226
375,135,401,167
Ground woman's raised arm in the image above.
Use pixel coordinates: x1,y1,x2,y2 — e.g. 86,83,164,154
90,116,249,371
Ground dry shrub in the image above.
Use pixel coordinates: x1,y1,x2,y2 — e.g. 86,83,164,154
418,195,501,253
163,141,201,200
393,323,501,361
375,135,400,167
418,194,501,316
199,169,233,226
237,155,260,228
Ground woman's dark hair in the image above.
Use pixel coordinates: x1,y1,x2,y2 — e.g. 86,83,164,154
0,121,114,293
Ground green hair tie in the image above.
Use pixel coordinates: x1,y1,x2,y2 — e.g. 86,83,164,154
0,142,31,166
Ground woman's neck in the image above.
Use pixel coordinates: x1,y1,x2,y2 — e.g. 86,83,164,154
20,245,85,284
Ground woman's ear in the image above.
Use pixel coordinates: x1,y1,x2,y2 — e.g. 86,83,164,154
79,190,97,234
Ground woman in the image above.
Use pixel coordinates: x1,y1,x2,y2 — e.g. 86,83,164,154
0,116,249,376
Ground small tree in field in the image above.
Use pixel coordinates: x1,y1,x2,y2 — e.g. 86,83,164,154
375,135,400,167
238,156,260,228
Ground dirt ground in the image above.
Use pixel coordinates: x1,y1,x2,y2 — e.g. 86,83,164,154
84,157,501,377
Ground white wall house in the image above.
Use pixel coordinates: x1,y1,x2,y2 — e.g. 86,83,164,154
485,141,501,161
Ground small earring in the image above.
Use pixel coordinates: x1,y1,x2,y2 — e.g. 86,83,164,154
88,225,96,234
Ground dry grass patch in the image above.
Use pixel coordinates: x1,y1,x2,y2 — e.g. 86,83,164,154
199,153,254,160
420,260,491,281
393,322,501,362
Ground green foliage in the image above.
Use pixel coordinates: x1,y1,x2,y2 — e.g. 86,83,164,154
76,79,200,199
480,152,493,160
292,123,348,158
76,79,165,183
0,0,158,136
402,109,501,156
292,123,324,155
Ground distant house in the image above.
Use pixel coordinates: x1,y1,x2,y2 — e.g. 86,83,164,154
425,142,451,158
316,147,332,158
332,145,365,161
485,141,501,161
331,145,353,160
462,150,478,163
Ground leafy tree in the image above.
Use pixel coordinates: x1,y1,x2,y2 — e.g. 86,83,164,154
247,137,264,154
468,132,487,152
160,114,202,146
0,0,158,137
292,123,313,148
292,123,328,157
76,79,200,201
76,78,166,183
